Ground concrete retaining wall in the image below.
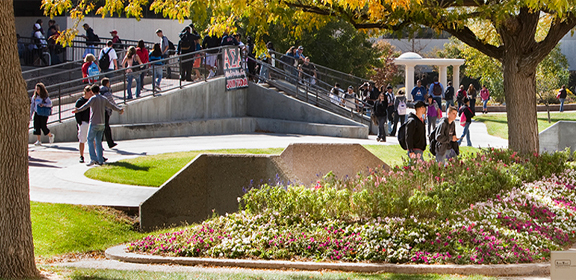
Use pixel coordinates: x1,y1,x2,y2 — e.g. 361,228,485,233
30,78,368,143
539,121,576,153
140,154,291,230
139,143,388,230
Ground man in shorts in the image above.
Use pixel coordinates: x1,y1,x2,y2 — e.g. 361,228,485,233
75,86,93,163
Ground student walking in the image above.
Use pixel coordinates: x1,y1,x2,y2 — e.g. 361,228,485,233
458,98,475,147
558,85,568,112
405,101,428,161
435,106,459,163
149,43,164,91
72,85,124,166
480,85,490,114
444,81,455,114
390,89,407,137
468,84,477,115
99,78,118,149
373,92,388,142
426,95,441,136
75,86,93,163
30,83,54,146
122,46,143,99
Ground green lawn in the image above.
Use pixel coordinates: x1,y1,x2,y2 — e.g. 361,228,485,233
50,267,494,280
86,145,479,187
475,111,576,139
31,202,147,259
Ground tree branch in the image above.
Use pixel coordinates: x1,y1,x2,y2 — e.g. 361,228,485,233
440,24,503,60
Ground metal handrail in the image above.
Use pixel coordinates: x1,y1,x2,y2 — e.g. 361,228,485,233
250,56,372,124
29,46,234,128
269,50,367,89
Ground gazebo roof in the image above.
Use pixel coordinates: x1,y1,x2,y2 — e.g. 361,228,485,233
394,52,465,66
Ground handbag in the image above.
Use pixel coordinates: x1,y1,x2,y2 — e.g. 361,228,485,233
36,104,52,117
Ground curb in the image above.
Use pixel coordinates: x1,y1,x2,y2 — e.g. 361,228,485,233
105,245,550,276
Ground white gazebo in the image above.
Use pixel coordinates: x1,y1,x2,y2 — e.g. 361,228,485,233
394,52,465,100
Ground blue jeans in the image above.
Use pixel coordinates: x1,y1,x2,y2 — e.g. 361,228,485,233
482,99,489,109
436,148,456,163
126,73,141,99
559,98,566,112
259,64,269,83
153,66,163,87
87,124,105,164
458,122,472,146
445,100,455,114
83,45,96,58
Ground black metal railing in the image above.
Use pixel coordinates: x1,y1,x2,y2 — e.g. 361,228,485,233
27,46,232,129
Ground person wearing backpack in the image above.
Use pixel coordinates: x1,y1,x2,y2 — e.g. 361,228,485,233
558,85,568,112
444,81,455,114
177,25,201,81
81,54,100,84
80,23,99,58
434,106,458,163
456,85,467,110
405,101,428,161
390,89,407,137
373,92,389,142
99,40,118,78
428,77,444,108
30,83,54,146
458,98,475,146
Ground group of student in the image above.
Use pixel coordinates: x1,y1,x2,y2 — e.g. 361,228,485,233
370,78,490,162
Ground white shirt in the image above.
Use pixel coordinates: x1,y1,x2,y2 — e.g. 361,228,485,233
98,47,118,70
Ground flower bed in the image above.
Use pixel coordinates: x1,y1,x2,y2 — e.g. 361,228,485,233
128,149,576,264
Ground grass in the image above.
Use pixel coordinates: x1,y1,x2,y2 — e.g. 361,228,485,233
475,111,576,139
85,148,285,187
47,267,496,280
31,202,147,259
86,145,480,187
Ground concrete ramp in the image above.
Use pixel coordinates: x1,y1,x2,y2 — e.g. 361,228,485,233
539,121,576,153
139,143,388,231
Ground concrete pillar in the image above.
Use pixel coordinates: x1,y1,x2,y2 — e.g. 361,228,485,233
405,64,415,101
439,65,448,91
453,65,460,93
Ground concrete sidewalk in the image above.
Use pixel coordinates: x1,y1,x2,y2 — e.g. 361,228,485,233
28,120,507,207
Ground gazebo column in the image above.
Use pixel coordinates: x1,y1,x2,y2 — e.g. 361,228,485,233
453,65,460,94
439,66,447,91
405,64,415,100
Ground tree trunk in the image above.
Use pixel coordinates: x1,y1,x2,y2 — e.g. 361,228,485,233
0,0,39,278
502,52,539,154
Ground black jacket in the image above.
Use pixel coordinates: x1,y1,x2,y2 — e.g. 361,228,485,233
458,105,474,123
405,112,427,152
444,86,454,100
373,99,388,117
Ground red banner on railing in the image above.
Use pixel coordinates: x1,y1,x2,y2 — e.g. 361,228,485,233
223,47,248,91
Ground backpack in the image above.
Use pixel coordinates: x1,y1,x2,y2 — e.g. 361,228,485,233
179,33,192,50
456,90,466,102
397,99,407,115
398,121,409,150
168,40,175,50
459,107,472,127
428,125,440,156
444,87,454,100
433,82,442,96
88,62,100,81
99,48,112,70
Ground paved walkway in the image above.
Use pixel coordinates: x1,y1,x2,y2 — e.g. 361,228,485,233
29,120,507,207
